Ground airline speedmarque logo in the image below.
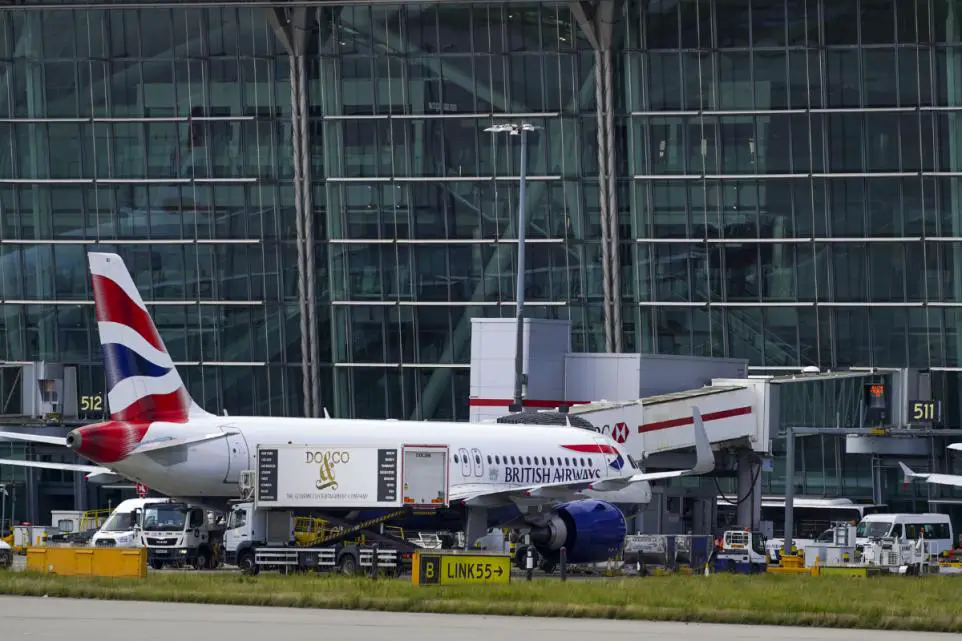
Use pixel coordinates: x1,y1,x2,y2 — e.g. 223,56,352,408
305,450,351,491
504,466,601,484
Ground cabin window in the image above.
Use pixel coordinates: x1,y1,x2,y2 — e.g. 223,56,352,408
453,455,459,464
587,458,593,467
474,454,481,465
511,456,516,464
541,456,547,465
565,458,570,465
487,455,492,465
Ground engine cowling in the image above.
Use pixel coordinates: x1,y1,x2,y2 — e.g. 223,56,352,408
528,499,627,564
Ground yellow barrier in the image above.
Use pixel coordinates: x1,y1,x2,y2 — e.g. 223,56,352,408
412,551,511,586
26,547,147,578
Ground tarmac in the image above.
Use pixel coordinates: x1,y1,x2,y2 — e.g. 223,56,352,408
0,596,959,641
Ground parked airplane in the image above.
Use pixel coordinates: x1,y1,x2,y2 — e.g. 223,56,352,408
899,443,962,489
0,252,715,563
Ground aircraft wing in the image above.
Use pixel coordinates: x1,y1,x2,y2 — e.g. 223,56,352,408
453,408,715,505
899,462,962,488
948,443,962,453
0,458,110,475
0,431,68,446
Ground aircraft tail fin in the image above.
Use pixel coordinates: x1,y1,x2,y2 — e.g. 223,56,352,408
88,252,211,424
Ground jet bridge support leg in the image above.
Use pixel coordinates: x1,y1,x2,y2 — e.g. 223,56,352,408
735,450,762,530
464,506,488,551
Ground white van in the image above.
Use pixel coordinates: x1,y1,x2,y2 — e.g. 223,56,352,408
89,498,167,548
855,513,955,555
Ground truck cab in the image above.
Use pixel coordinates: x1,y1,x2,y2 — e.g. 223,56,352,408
141,500,225,570
222,501,294,570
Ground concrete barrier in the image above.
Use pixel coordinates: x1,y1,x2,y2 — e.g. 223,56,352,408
26,547,147,578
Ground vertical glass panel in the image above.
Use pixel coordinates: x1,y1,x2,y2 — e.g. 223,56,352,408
825,50,860,107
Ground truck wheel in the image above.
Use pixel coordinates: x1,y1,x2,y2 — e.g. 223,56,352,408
338,553,358,576
238,552,258,576
194,549,209,570
0,551,10,569
150,561,164,571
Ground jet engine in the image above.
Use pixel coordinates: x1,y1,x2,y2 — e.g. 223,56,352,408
527,499,627,565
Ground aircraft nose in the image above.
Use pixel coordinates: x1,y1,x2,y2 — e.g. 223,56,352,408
65,429,82,452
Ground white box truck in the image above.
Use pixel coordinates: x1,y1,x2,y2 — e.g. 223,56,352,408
223,443,449,576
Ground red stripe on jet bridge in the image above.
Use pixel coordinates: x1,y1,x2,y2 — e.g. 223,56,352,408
561,444,619,454
638,405,753,434
468,398,590,408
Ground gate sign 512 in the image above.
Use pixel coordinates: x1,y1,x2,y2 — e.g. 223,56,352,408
909,400,942,425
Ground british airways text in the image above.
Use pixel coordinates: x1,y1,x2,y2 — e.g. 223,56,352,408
503,467,602,484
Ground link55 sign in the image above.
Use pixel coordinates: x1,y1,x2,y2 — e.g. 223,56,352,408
413,552,511,586
909,400,942,425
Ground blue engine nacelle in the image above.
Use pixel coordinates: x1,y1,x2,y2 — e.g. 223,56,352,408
528,499,627,564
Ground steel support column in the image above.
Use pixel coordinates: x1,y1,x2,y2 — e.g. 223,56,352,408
571,0,623,353
269,7,318,417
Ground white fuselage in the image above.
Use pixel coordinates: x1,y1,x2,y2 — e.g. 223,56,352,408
107,416,651,507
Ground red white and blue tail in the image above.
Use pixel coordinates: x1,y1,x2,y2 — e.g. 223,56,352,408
88,252,211,424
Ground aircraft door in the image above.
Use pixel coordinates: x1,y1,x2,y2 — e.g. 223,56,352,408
222,426,251,485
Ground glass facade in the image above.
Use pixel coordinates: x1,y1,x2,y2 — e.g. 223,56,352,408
3,0,962,432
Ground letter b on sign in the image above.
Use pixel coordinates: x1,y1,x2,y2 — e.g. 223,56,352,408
419,555,439,585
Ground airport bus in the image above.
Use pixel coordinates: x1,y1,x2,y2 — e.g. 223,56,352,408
716,496,886,539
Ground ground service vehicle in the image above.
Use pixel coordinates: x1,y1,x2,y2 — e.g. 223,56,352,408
855,513,955,555
90,498,167,548
0,539,11,568
222,442,450,575
713,529,769,573
141,500,225,569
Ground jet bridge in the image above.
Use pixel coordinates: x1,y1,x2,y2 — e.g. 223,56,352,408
568,383,769,458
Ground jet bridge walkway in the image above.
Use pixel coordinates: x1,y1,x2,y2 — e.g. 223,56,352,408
568,383,770,458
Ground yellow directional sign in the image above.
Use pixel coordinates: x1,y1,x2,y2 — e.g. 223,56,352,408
412,552,511,586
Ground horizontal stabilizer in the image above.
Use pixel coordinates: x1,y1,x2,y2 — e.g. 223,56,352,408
85,471,127,484
127,430,236,456
0,458,109,475
948,443,962,453
0,431,68,446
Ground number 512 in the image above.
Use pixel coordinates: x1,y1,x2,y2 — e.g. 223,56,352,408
80,395,103,411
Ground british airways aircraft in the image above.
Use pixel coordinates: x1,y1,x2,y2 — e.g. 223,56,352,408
0,252,715,563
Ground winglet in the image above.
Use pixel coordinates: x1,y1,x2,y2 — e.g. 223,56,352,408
323,407,332,419
898,461,921,485
690,406,715,475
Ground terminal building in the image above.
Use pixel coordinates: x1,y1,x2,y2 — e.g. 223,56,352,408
2,1,962,534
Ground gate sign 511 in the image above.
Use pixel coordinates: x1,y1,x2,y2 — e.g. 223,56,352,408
909,400,942,426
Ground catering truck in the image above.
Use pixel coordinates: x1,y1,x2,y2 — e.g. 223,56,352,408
223,442,450,576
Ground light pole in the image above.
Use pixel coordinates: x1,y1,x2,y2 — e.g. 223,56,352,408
485,122,536,414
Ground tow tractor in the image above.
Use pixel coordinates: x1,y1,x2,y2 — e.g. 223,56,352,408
712,529,770,574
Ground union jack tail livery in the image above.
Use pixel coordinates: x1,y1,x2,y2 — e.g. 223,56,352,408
89,252,211,424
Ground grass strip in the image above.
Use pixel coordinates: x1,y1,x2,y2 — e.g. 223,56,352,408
1,570,961,632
